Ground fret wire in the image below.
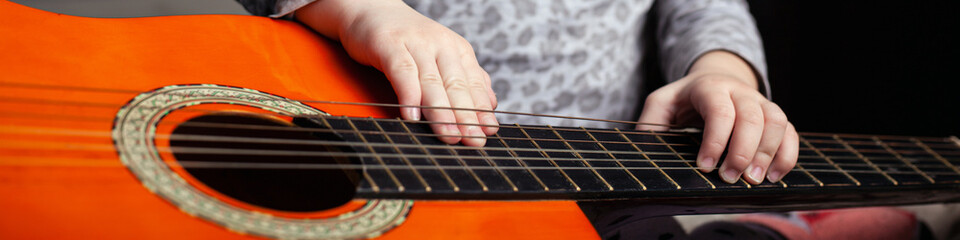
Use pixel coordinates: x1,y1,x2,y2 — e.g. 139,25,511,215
681,132,730,188
951,137,960,157
516,124,581,191
777,170,789,187
790,158,823,187
318,116,380,192
833,135,898,185
442,138,490,192
912,138,960,176
495,132,550,191
548,125,614,191
370,118,433,191
581,127,647,191
774,143,790,188
800,136,859,186
693,134,787,188
475,142,519,192
398,119,460,192
615,128,682,190
342,117,405,192
873,136,934,183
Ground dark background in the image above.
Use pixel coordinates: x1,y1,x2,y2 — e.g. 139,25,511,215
746,0,960,137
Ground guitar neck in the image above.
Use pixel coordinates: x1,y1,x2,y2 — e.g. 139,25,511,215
306,115,960,207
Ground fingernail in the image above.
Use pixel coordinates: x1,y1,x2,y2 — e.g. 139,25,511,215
767,170,782,183
482,114,498,126
406,107,420,121
721,168,740,184
446,124,461,136
748,165,764,183
699,157,716,172
468,125,483,136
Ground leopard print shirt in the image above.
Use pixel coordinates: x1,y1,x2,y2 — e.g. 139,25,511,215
241,0,769,128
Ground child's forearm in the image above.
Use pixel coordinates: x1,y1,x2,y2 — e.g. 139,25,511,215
294,0,367,40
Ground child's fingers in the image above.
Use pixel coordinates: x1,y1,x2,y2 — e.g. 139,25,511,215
461,50,499,136
377,40,422,121
437,50,485,146
408,43,461,144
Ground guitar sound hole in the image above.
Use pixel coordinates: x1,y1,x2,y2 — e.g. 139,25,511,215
170,113,359,212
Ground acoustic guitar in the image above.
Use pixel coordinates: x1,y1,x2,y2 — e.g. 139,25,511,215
1,1,958,239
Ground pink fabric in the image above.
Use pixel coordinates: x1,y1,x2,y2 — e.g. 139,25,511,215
738,207,916,240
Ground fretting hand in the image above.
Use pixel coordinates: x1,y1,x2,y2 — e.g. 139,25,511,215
637,51,799,184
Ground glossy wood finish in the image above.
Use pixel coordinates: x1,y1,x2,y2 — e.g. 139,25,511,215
0,1,599,239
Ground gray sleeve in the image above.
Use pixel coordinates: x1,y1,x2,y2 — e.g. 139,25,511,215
235,0,316,18
656,0,770,98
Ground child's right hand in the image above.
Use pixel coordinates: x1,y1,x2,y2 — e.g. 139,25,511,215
295,0,498,146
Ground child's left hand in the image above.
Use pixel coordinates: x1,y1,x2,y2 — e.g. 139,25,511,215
637,51,799,184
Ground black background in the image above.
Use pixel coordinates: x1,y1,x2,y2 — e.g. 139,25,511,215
745,0,960,137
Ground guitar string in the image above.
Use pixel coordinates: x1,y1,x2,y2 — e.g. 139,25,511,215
0,102,692,138
2,123,958,160
3,111,957,156
0,156,956,177
0,111,701,147
0,82,953,143
1,123,958,166
0,82,677,128
2,84,959,176
0,97,952,146
0,126,698,158
1,132,957,173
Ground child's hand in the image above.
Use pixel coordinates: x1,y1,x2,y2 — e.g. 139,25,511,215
637,51,799,184
296,0,498,146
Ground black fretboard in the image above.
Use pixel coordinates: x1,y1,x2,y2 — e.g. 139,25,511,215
309,116,960,203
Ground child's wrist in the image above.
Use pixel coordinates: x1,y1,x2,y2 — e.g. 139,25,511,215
687,51,760,91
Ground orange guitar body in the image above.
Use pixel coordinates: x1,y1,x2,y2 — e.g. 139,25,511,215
0,1,599,239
